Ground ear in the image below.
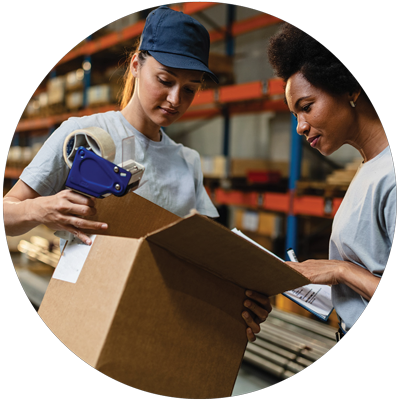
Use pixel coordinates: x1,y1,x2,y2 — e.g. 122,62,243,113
349,87,362,104
130,53,140,78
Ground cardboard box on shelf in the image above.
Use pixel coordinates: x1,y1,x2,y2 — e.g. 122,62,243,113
208,53,234,76
201,155,227,178
38,193,309,398
66,91,84,111
87,84,111,106
86,83,119,107
65,69,84,91
47,76,66,106
234,208,282,239
230,158,310,179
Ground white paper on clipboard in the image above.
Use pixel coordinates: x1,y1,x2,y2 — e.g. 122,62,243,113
283,284,333,320
231,228,334,321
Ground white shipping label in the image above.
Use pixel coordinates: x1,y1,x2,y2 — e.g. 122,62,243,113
53,236,96,284
242,211,259,232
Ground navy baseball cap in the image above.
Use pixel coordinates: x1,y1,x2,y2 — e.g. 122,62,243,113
139,6,219,83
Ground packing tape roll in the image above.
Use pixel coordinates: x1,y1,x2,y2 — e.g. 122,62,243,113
63,127,116,168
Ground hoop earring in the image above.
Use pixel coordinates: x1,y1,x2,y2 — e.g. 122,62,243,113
350,101,356,108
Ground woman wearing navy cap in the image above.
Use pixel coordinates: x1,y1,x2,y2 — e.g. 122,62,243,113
4,6,271,341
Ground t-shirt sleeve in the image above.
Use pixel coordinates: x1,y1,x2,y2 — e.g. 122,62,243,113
20,119,80,196
383,185,397,244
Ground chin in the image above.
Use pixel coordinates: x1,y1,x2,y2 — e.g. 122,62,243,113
318,145,339,157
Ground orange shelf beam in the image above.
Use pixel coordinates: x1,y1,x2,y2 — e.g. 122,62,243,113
4,167,24,180
16,105,118,132
191,89,216,106
191,79,284,107
219,81,264,103
57,3,218,66
57,5,280,66
332,198,343,215
210,188,343,218
181,79,286,120
232,13,281,37
268,78,285,96
263,192,290,213
293,195,326,217
58,22,146,64
214,188,261,208
19,80,286,131
209,13,282,43
171,2,217,14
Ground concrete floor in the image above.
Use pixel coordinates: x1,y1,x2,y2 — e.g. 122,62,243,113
232,361,281,396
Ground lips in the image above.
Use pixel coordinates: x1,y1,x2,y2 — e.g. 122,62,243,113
159,107,178,115
307,135,320,148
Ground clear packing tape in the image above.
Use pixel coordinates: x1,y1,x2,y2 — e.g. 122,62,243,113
63,127,116,168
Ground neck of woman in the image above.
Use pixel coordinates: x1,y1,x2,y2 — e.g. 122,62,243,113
121,101,162,142
347,99,389,162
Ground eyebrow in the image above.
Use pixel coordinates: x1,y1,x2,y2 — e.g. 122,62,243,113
285,95,312,114
159,67,202,83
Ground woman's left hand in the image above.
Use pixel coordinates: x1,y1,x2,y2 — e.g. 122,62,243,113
286,259,350,286
242,290,272,342
287,259,380,301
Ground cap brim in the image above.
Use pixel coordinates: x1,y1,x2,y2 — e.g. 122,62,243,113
148,50,219,84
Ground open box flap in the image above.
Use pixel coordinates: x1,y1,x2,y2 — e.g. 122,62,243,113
84,192,181,238
146,212,310,296
84,193,309,296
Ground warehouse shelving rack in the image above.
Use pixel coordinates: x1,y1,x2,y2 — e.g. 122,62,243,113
7,3,342,380
9,2,341,259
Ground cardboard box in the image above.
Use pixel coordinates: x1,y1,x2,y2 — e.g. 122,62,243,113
65,69,84,91
66,91,84,110
230,158,310,179
201,155,227,178
47,76,66,105
39,193,309,398
85,83,120,106
234,208,282,238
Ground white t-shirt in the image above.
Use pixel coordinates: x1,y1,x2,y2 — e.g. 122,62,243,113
329,146,396,330
20,111,219,219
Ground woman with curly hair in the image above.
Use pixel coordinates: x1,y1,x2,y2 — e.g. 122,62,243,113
268,23,396,338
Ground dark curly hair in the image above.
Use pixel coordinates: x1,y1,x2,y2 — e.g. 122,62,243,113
268,23,362,97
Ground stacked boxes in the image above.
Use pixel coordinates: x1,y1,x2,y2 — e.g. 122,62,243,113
233,208,283,251
65,69,85,110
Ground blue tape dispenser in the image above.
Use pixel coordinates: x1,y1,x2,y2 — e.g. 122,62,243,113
63,127,144,198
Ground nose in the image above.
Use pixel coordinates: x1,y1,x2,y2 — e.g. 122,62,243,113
296,115,310,136
166,86,181,108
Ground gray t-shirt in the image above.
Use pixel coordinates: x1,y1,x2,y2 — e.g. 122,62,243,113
330,146,396,330
20,111,219,219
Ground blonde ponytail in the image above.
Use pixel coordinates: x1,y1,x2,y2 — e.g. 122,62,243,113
118,41,150,110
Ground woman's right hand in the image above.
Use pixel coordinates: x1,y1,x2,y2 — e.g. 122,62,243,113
3,181,108,245
33,189,108,244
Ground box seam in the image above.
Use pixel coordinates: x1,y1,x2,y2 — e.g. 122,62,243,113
94,237,145,369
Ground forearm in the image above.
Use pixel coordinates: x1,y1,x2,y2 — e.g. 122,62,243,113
287,258,381,301
3,196,41,236
4,181,107,245
337,262,380,301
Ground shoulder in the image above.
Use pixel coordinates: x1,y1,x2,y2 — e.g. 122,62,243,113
356,147,396,192
64,111,120,129
373,147,396,191
342,147,395,213
162,131,201,162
